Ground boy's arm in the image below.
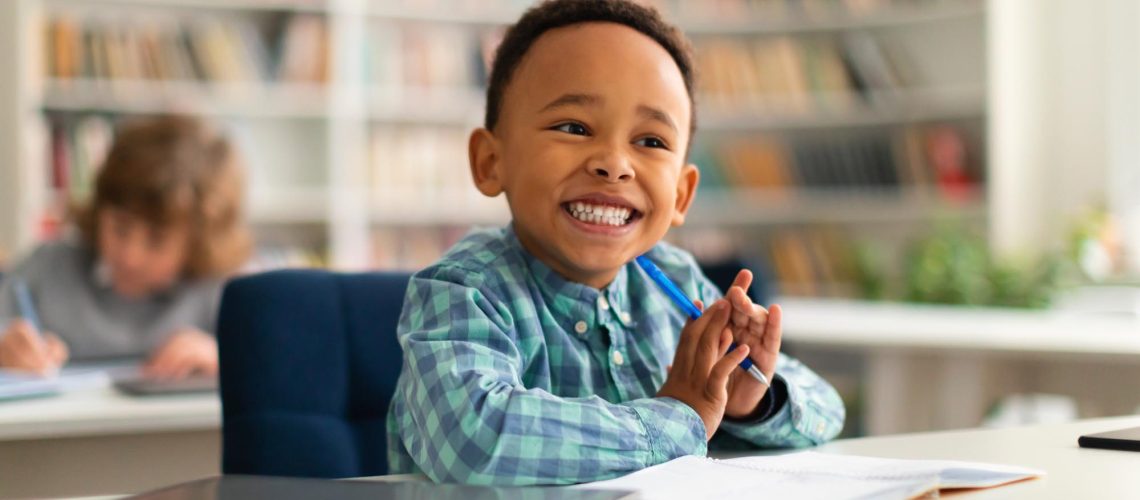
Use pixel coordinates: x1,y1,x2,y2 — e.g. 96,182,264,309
392,269,707,485
714,353,845,448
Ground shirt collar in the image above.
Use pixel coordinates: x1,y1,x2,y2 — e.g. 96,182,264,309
505,223,632,326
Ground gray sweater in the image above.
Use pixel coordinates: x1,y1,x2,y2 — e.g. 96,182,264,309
0,239,223,360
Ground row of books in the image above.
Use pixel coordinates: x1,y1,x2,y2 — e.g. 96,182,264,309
696,33,917,112
668,225,859,298
43,13,329,84
369,125,483,206
45,115,114,204
365,0,974,24
659,0,976,22
693,124,980,198
371,227,472,271
366,21,496,93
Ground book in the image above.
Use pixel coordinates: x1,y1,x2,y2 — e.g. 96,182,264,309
573,452,1042,500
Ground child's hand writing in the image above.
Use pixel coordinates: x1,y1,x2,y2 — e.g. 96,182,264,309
722,269,782,419
656,300,751,440
0,319,69,375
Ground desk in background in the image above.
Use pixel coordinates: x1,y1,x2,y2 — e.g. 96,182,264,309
780,298,1140,435
0,385,219,498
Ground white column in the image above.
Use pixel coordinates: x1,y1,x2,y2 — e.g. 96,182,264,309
1106,0,1140,274
327,0,371,269
988,0,1050,257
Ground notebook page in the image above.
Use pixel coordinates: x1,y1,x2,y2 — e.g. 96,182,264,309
570,455,938,500
721,452,1043,489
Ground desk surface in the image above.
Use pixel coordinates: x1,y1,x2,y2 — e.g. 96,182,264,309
0,385,219,441
804,415,1140,498
781,298,1140,358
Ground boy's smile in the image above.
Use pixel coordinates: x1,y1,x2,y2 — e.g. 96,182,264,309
470,22,699,288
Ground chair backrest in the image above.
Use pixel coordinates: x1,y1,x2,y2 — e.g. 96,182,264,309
217,269,411,478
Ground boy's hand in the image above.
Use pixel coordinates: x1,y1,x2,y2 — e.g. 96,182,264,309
143,328,218,380
723,269,782,419
0,319,69,375
657,300,751,440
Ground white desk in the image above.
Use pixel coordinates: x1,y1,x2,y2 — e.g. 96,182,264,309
0,385,220,499
361,416,1140,499
779,298,1140,435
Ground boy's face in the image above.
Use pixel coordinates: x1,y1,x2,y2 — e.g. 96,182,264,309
470,22,698,288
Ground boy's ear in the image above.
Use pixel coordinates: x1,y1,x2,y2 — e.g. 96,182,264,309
469,128,504,197
671,163,700,226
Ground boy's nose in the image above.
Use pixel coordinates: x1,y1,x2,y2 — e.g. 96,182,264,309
585,150,635,183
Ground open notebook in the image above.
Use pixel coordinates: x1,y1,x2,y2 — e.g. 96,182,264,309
572,452,1043,500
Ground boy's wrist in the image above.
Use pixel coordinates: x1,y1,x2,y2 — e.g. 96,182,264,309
723,374,788,424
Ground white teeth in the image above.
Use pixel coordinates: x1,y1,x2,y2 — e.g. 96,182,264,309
566,201,635,227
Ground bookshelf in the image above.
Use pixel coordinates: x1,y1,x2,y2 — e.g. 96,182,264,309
1,0,990,288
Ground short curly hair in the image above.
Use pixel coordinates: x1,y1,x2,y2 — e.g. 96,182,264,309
75,115,251,279
485,0,696,140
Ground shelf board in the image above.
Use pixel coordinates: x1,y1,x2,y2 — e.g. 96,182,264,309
700,86,986,131
370,190,509,225
41,0,330,13
41,80,982,129
41,79,332,118
688,187,988,225
368,87,485,126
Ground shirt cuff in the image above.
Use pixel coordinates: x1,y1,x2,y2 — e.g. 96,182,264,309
626,397,708,465
722,373,789,425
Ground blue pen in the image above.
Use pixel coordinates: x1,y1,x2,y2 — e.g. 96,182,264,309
13,279,43,335
635,255,769,386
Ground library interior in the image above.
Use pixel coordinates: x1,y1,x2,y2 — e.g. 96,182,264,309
1,0,1140,498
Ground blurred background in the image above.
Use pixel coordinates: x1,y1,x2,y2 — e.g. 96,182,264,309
1,0,1139,448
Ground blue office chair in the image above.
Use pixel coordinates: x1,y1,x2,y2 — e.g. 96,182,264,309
217,269,411,478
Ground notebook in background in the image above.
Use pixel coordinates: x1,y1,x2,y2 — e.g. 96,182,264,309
0,370,60,401
573,452,1043,500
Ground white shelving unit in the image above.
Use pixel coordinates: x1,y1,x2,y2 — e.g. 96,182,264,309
0,0,991,274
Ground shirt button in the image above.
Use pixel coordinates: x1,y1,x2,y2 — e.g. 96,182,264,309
597,296,609,310
574,321,588,335
620,312,632,323
612,351,624,365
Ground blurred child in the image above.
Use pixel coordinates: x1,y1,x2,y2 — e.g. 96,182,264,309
387,0,845,485
0,115,251,378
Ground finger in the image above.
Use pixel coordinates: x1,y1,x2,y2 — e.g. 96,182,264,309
694,300,732,375
711,343,750,388
718,327,732,357
693,299,704,312
676,300,721,370
728,288,752,329
11,328,54,374
764,304,784,352
44,334,69,367
730,269,753,292
143,349,177,378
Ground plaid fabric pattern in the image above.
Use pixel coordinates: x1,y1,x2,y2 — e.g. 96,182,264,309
386,226,845,485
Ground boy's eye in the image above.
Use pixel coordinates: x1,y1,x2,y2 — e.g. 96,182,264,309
553,122,589,136
635,136,669,150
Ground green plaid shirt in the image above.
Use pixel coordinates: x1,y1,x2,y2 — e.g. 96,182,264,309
386,226,844,485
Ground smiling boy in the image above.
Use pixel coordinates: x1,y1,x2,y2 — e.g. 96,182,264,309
386,0,844,485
